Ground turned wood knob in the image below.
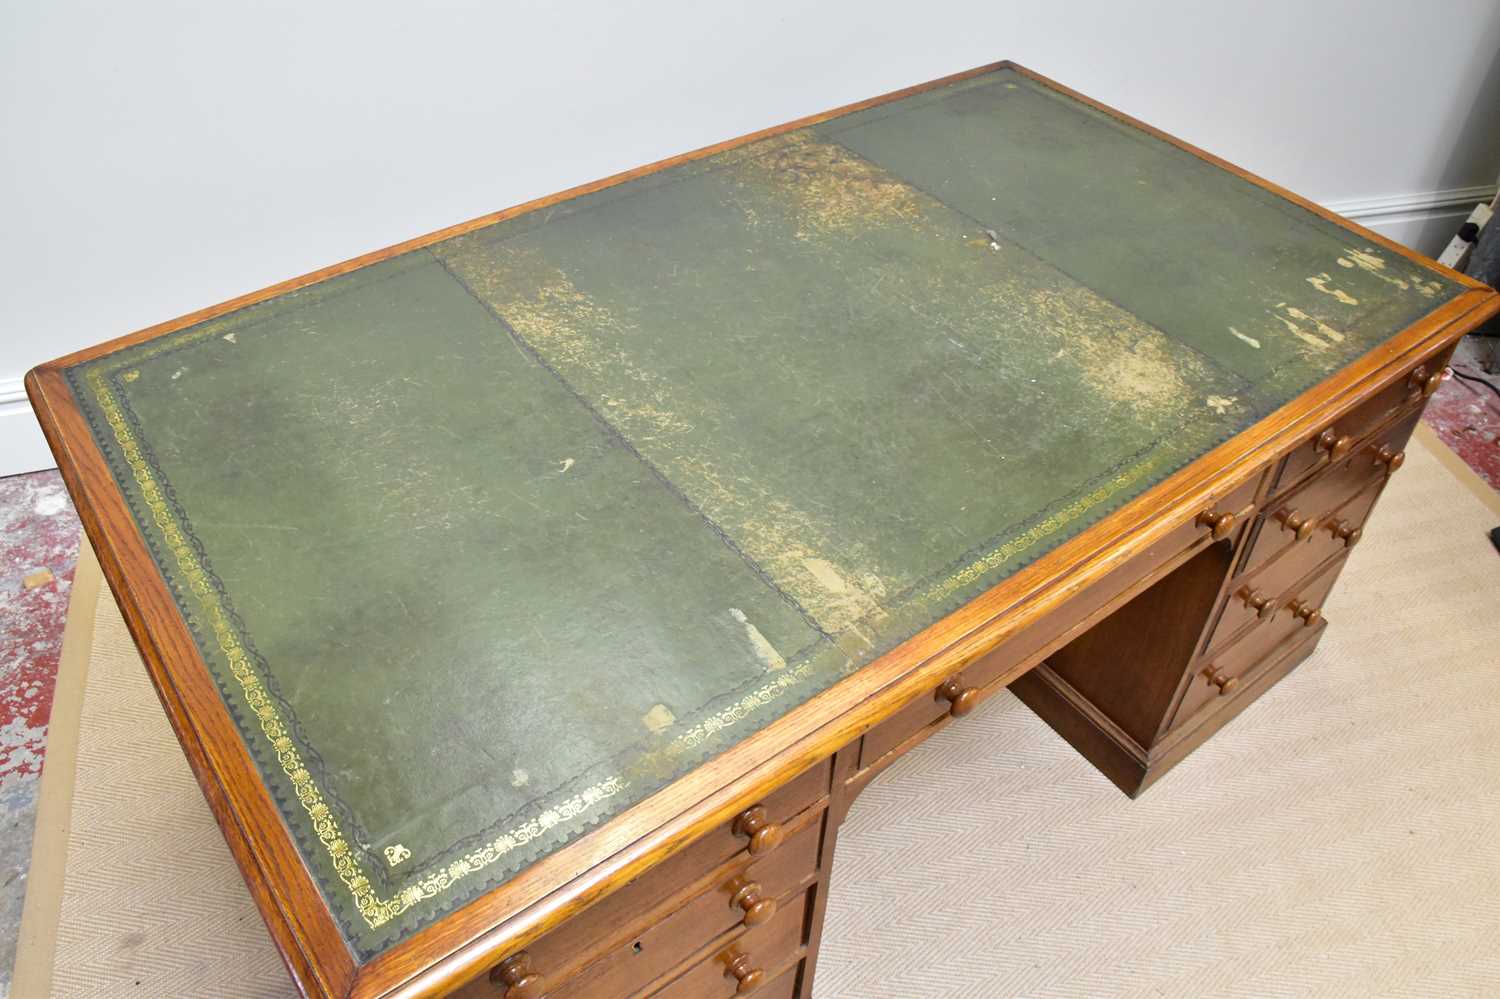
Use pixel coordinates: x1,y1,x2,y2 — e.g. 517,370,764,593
1237,586,1276,620
733,804,784,857
1201,665,1239,696
1315,428,1353,462
936,677,979,717
1288,598,1322,627
1407,364,1444,398
1373,445,1405,475
1325,518,1362,548
1196,508,1236,540
726,875,777,927
721,950,766,994
1274,508,1315,541
490,952,546,999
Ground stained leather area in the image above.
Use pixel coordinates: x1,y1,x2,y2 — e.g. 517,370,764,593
66,67,1462,954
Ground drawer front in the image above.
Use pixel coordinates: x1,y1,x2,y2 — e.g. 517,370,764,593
1177,557,1344,724
545,823,818,999
1209,579,1291,660
1244,408,1418,576
1269,346,1447,500
1212,482,1380,655
954,468,1263,699
655,966,800,999
858,678,955,768
649,888,808,998
482,758,829,995
859,452,1255,772
1249,462,1374,574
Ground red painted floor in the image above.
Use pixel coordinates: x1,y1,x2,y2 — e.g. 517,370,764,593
1422,338,1500,490
0,343,1496,988
0,469,80,992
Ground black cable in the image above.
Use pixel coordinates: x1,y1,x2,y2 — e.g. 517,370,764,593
1449,366,1500,401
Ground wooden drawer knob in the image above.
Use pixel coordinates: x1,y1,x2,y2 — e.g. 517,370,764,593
1315,428,1353,462
1324,518,1362,548
1237,586,1275,620
727,876,777,927
1288,598,1322,627
1273,508,1314,541
1201,665,1239,696
490,952,546,999
936,677,979,717
1373,445,1405,475
721,949,766,994
1407,364,1444,398
733,804,784,857
1196,508,1235,540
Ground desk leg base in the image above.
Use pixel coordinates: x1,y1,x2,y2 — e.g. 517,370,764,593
1011,624,1326,797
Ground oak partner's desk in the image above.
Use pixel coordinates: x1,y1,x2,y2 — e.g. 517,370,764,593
28,63,1499,998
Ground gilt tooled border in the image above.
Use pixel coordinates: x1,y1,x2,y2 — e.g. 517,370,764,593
104,356,843,888
66,315,1248,954
60,248,1294,954
65,344,855,953
52,63,1472,958
101,365,379,876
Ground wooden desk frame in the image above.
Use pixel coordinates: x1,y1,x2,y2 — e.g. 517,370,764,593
27,61,1500,998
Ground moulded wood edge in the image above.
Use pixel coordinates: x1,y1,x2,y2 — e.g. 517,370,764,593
34,61,1022,374
24,365,356,999
26,66,1500,999
277,286,1500,999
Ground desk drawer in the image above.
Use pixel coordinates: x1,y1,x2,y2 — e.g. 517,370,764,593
542,822,818,999
858,678,958,768
1212,481,1378,655
1244,408,1418,576
483,758,829,995
655,966,799,999
1177,556,1344,725
942,468,1263,711
650,889,808,998
1269,347,1447,499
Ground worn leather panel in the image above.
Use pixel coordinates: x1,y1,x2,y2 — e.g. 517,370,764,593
62,67,1461,956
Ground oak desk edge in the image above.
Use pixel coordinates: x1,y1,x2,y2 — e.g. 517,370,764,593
25,58,1500,999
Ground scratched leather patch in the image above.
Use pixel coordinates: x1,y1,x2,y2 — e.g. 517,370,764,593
64,66,1460,955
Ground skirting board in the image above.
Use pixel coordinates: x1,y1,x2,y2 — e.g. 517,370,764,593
1324,183,1498,257
2,184,1495,478
0,377,55,478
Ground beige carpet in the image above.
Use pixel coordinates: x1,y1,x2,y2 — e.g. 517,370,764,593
13,426,1500,998
10,543,289,999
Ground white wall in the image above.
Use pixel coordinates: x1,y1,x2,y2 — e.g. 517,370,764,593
4,1,1499,475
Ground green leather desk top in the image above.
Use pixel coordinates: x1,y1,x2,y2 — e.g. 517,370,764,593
62,66,1460,956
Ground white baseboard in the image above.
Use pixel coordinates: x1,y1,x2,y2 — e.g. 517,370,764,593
1324,183,1497,225
0,376,56,478
3,184,1496,479
1325,184,1497,256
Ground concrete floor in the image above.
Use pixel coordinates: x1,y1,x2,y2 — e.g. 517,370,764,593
0,347,1496,994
